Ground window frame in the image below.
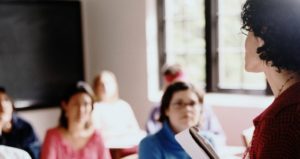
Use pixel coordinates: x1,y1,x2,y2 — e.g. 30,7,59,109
157,0,272,95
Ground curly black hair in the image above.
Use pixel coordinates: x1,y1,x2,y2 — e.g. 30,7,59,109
241,0,300,73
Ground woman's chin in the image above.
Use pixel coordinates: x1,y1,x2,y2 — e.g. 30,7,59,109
179,121,196,129
245,63,264,73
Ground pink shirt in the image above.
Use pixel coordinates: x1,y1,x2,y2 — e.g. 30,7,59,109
41,128,111,159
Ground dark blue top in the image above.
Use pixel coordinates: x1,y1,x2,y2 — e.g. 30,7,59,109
139,121,191,159
0,113,40,159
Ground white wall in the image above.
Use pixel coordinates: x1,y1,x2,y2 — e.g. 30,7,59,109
82,0,152,129
19,0,152,141
18,107,60,141
17,0,274,147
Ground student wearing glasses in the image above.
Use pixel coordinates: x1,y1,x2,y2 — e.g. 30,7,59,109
139,82,214,159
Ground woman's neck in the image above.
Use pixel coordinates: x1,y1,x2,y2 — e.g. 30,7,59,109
67,123,88,137
264,68,300,97
1,121,12,133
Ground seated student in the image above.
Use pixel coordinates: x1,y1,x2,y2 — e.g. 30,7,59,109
0,87,40,159
146,63,187,134
41,82,111,159
139,82,213,159
92,71,146,157
146,64,226,149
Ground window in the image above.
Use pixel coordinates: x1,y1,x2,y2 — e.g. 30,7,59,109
158,0,268,94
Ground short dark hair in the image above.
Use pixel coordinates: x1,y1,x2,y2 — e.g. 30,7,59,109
159,81,204,122
241,0,300,73
59,81,95,129
0,86,6,93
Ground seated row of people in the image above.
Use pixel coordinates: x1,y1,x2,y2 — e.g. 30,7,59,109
0,70,145,159
0,68,226,159
0,82,112,159
0,87,40,159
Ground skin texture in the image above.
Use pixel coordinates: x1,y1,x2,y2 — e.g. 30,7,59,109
0,92,13,133
62,93,93,130
166,90,201,134
244,31,265,73
93,71,118,102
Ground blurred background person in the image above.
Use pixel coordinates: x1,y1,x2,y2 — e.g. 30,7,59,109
146,63,187,134
92,70,145,158
0,86,40,159
139,81,217,159
0,145,31,159
41,81,111,159
146,64,226,149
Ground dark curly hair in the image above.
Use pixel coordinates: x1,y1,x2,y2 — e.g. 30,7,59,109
241,0,300,73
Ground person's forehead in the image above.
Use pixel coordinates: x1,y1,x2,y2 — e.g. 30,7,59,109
0,92,8,98
172,90,197,99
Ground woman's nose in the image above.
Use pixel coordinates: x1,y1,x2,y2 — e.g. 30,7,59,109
79,105,86,113
183,105,194,112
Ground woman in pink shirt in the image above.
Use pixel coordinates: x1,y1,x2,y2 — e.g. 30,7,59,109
41,82,111,159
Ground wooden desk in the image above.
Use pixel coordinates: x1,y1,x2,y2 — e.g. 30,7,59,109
105,131,145,159
110,146,138,159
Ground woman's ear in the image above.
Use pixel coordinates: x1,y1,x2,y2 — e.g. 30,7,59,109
257,37,265,47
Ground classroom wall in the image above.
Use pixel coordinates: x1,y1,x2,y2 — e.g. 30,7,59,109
19,0,152,142
82,0,152,130
16,0,274,147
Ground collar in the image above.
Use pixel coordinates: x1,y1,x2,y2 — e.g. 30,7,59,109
254,82,300,125
157,121,185,151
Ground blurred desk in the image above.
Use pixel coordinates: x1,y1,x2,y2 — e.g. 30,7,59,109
218,146,245,159
110,146,137,159
106,132,145,159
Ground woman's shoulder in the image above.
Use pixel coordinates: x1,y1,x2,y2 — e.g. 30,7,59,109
113,99,130,107
277,102,300,117
45,127,62,139
12,114,33,129
139,134,163,158
139,133,161,148
91,129,106,141
83,130,107,150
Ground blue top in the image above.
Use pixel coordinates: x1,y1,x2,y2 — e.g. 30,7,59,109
146,104,226,151
0,114,40,159
139,121,191,159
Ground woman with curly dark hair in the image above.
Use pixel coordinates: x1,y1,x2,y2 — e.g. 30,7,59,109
241,0,300,158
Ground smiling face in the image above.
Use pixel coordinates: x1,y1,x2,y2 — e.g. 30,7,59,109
63,92,93,127
244,31,265,72
0,92,13,125
166,90,202,133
